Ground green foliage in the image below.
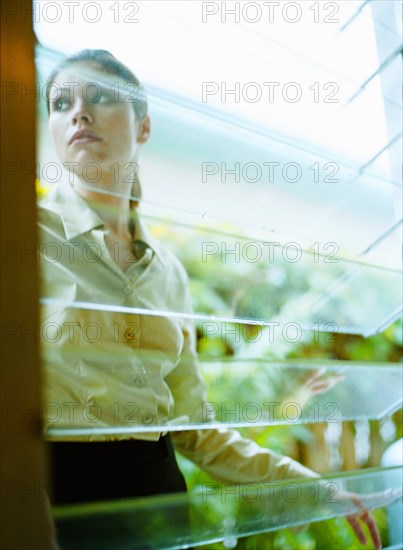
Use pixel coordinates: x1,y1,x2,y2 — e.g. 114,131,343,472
161,221,401,549
192,511,389,550
178,311,401,549
309,509,389,550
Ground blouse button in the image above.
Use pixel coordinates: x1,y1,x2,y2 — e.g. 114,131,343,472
134,376,145,388
123,284,133,295
124,327,137,342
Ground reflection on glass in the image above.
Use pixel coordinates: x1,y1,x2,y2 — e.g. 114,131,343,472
42,353,402,437
40,207,402,337
52,466,403,550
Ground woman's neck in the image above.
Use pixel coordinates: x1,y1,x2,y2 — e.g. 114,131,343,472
72,179,134,238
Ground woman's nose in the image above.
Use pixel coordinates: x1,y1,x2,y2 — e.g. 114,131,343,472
71,102,94,125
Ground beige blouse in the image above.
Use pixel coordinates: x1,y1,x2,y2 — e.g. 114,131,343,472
38,183,317,484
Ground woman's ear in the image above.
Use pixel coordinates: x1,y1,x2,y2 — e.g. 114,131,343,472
137,115,151,144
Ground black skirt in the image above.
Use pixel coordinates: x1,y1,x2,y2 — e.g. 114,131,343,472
49,435,192,550
49,434,187,504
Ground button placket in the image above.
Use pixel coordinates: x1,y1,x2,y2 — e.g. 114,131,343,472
131,359,147,388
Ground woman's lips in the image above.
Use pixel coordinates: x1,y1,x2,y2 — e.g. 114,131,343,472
69,131,101,145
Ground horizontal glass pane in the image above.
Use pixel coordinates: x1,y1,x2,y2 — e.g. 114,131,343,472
361,220,402,272
199,359,403,424
39,208,401,336
43,358,402,438
52,466,403,550
144,210,402,336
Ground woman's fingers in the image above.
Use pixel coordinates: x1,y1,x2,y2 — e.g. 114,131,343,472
306,374,345,395
346,515,367,545
361,510,382,550
346,512,382,549
303,366,327,385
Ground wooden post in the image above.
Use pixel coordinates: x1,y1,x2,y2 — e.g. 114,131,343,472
1,1,51,547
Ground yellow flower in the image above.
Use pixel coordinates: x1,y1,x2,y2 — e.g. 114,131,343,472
36,178,52,199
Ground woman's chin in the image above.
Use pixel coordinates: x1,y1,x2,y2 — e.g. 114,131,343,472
64,156,109,180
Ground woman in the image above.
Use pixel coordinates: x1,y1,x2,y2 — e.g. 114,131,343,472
39,49,381,548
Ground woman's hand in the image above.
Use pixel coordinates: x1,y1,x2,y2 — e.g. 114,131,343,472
343,492,382,549
290,490,382,548
287,366,345,409
301,366,345,396
346,512,381,550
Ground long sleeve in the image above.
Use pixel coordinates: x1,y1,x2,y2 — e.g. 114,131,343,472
167,267,319,485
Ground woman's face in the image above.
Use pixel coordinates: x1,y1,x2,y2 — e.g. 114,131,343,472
48,61,149,187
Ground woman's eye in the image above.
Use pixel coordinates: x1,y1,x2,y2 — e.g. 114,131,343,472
88,89,115,104
52,98,70,111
